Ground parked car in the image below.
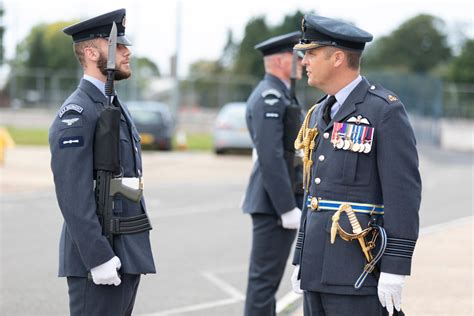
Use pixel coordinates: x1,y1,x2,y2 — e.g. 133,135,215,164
126,101,174,150
213,102,253,154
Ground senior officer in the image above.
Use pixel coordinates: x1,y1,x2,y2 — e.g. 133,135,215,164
49,9,155,315
290,15,421,316
242,31,304,316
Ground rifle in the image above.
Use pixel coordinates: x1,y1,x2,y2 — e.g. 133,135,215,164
93,22,143,248
283,50,303,195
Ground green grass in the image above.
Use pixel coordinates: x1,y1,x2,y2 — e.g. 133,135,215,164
5,126,213,151
6,127,49,146
173,132,213,151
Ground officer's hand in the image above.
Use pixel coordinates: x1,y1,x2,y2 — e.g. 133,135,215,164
281,207,302,229
90,256,122,286
291,265,303,294
377,272,406,315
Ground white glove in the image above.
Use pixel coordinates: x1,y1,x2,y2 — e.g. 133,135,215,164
90,256,122,286
377,272,406,315
291,265,303,294
280,207,302,230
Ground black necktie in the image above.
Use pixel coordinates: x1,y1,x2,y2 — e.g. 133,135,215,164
323,95,337,124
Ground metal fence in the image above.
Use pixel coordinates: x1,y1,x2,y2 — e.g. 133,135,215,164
2,68,473,146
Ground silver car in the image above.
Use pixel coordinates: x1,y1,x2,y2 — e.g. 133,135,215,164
213,102,253,154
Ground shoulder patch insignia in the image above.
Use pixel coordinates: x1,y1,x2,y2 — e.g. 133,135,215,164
58,104,83,118
264,98,279,106
61,118,80,126
261,88,282,99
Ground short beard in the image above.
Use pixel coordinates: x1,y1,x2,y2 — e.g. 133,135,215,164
97,52,131,81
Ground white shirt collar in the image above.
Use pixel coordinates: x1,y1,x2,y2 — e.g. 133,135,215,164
280,78,291,90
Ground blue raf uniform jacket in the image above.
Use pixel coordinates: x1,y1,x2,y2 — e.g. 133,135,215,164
49,79,156,277
242,74,302,215
293,77,421,295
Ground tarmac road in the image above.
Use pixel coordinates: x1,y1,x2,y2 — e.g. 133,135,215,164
0,145,472,315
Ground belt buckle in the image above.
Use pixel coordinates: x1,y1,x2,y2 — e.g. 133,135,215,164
310,197,319,211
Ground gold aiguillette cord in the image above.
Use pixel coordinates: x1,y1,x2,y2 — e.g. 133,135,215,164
294,104,319,192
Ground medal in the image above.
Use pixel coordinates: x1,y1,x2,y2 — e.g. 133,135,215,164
363,143,372,153
351,125,362,152
335,123,346,150
343,139,351,150
359,127,368,152
331,122,341,147
363,127,374,153
336,139,344,149
343,124,353,150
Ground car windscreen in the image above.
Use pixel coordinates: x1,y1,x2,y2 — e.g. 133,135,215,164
129,109,163,125
217,105,246,127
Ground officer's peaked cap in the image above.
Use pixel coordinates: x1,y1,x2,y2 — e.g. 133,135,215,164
63,8,131,46
255,31,302,56
294,15,372,52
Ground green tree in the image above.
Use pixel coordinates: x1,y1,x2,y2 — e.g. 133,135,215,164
232,11,305,78
135,56,160,77
220,29,237,69
447,39,474,83
13,21,78,71
364,14,452,73
233,16,271,77
272,10,304,37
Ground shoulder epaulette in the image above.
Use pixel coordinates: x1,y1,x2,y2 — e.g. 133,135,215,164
367,84,400,104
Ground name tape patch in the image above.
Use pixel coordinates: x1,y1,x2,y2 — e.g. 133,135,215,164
264,112,280,119
59,136,84,149
58,104,83,118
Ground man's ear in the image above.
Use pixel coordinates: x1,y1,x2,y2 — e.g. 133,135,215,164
333,50,345,68
84,47,99,61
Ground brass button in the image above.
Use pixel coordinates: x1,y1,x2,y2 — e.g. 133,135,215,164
318,155,325,161
310,197,319,210
323,132,330,139
315,177,321,184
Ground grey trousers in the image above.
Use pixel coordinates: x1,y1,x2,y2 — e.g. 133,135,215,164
67,274,141,316
244,213,297,316
303,291,388,316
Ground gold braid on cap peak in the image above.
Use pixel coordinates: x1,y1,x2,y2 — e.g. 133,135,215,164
294,103,320,192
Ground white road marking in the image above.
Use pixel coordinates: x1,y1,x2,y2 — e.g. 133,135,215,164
201,271,245,300
143,270,245,315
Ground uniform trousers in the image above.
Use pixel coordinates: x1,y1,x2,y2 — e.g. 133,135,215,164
244,213,297,316
67,273,141,316
303,290,388,316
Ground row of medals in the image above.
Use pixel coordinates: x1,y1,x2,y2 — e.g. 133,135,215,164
330,122,374,153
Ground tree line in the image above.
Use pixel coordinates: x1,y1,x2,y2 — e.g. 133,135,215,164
2,10,473,108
